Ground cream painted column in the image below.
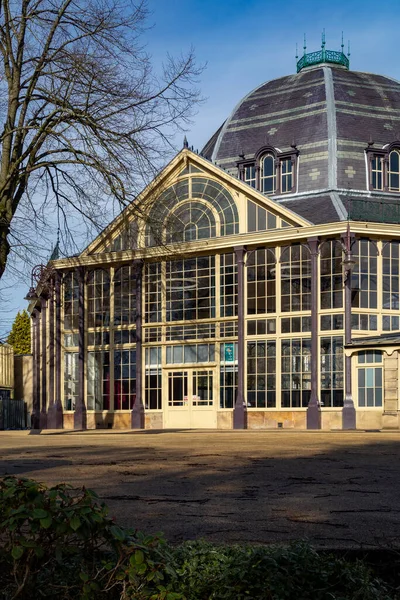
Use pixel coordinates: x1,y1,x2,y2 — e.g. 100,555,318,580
382,350,400,429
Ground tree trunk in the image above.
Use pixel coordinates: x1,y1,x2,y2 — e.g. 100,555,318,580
0,199,12,280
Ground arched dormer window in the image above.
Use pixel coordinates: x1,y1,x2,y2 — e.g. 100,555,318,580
388,149,400,191
367,142,400,192
260,154,276,193
237,145,298,195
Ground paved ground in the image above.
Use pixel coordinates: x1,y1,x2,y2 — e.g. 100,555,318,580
1,430,400,548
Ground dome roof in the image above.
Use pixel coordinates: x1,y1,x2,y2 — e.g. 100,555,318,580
202,60,400,224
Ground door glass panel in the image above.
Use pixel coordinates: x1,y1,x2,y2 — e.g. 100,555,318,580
192,370,213,406
168,372,188,406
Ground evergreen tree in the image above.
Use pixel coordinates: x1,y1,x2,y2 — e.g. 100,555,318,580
7,310,31,354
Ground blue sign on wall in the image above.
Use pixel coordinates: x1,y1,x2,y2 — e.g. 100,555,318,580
224,343,235,362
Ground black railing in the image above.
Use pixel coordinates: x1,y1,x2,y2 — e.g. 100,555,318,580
297,50,349,73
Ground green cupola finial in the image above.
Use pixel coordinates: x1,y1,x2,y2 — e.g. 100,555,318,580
296,32,350,73
321,28,326,61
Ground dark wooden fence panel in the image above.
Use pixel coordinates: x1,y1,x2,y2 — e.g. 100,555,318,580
0,392,27,429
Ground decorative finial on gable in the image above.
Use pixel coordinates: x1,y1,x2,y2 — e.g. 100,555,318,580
183,136,189,149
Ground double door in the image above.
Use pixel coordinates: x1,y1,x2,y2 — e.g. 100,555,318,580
165,368,216,428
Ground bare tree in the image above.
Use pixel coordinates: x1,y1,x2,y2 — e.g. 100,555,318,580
0,0,202,279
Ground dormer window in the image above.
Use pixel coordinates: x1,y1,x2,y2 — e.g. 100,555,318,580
388,150,400,191
260,154,276,193
237,146,298,195
367,143,400,192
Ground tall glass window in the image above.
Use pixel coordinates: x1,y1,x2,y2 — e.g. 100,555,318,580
357,351,383,407
166,256,215,321
64,352,78,410
246,248,276,314
281,338,311,408
351,240,378,309
388,150,400,191
320,240,343,309
220,253,237,317
87,351,110,410
114,349,136,410
87,269,110,328
280,159,293,193
247,341,276,408
220,343,238,408
145,347,162,410
260,155,276,194
281,245,311,312
63,272,79,330
244,165,256,188
145,263,162,323
371,156,383,190
320,336,344,407
114,266,136,325
382,241,400,310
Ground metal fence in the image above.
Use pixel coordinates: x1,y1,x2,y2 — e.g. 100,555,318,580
0,391,27,429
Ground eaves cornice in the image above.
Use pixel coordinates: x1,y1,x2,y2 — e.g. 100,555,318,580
51,220,400,271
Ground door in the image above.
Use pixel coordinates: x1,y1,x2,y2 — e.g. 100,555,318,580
165,369,216,428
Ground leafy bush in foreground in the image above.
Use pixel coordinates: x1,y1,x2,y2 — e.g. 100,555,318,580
0,476,393,599
171,540,391,600
0,476,180,599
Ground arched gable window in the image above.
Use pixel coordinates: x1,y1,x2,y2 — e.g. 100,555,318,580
145,178,239,247
165,201,216,243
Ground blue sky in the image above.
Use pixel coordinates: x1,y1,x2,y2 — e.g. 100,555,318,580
1,0,400,338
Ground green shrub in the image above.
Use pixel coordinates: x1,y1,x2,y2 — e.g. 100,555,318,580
169,540,392,600
0,476,181,600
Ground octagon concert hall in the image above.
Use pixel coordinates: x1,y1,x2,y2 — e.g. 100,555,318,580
27,43,400,431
